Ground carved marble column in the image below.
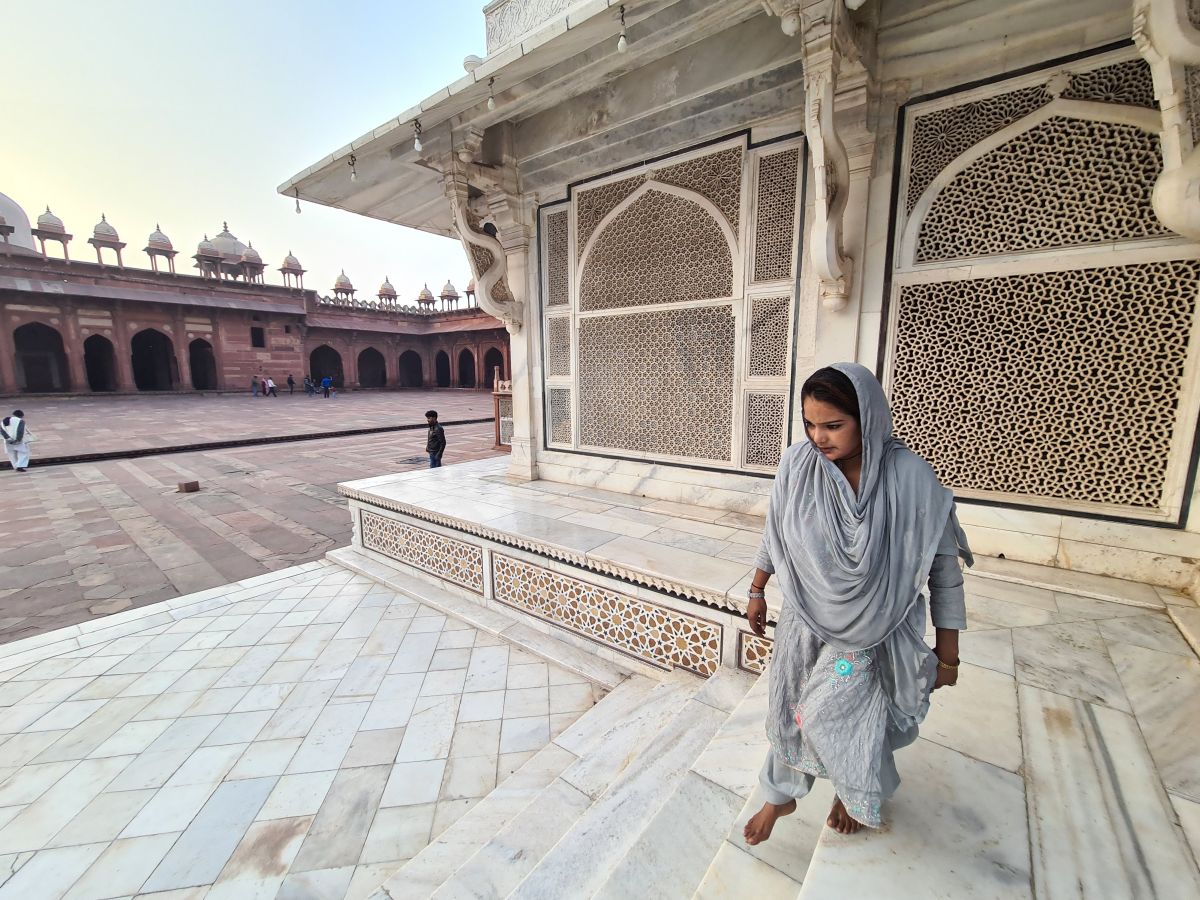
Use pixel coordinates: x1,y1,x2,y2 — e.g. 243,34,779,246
1133,0,1200,240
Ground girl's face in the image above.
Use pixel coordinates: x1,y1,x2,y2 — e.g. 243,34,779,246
802,397,862,464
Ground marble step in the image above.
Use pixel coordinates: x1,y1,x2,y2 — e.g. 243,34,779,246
969,556,1164,609
594,670,758,900
507,670,750,899
690,673,830,899
365,674,661,900
328,546,631,688
425,673,706,899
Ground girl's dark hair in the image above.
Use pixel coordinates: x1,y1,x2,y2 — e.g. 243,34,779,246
801,367,860,423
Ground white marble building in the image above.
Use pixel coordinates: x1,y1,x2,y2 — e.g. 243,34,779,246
282,0,1200,599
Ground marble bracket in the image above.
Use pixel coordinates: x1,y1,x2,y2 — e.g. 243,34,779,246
798,0,869,311
445,176,526,334
1133,0,1200,240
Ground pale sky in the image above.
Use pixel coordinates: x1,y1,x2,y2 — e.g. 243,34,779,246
2,0,484,303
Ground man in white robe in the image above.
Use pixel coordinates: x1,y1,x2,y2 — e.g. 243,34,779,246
1,410,30,472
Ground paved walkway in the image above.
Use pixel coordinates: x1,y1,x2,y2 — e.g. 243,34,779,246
0,562,601,900
3,391,494,459
0,424,502,646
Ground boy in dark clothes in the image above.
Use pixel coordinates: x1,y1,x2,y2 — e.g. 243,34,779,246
425,410,445,468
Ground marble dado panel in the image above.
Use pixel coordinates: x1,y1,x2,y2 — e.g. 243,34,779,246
359,510,484,593
738,631,773,675
491,553,722,676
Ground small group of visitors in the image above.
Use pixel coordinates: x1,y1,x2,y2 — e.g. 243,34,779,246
1,409,32,472
250,374,299,397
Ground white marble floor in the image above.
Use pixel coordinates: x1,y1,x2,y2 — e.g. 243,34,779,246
0,562,602,900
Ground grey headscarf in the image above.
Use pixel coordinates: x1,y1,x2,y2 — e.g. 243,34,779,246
760,362,971,653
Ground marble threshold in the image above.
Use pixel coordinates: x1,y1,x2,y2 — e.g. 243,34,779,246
341,459,1187,617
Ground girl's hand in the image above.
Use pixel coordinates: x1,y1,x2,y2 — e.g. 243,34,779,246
933,661,959,690
747,597,768,637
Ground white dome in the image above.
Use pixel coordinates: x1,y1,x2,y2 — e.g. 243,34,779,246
439,280,460,299
197,234,218,254
211,222,247,260
417,284,435,303
147,224,172,250
334,269,354,291
466,277,476,292
37,206,65,233
378,276,397,298
241,242,262,263
93,214,119,241
0,191,36,251
281,250,302,271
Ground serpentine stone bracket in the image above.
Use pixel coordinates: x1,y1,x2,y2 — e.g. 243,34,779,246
1133,0,1200,240
446,179,524,333
799,0,862,311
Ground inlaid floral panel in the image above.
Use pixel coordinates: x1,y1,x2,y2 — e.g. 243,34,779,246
578,305,735,461
545,210,570,307
360,511,484,592
745,393,787,469
579,190,734,311
748,295,791,378
492,554,722,676
917,118,1167,262
739,632,774,674
890,261,1200,509
752,148,799,282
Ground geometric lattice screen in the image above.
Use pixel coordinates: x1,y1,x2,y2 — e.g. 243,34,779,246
891,262,1199,508
891,49,1200,519
542,135,804,470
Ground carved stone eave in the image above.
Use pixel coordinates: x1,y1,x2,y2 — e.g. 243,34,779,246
797,0,870,311
1133,0,1200,241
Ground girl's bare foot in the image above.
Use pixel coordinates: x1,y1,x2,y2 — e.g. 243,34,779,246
826,796,864,834
743,799,797,845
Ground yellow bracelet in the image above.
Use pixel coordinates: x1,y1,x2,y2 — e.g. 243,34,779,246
936,659,959,671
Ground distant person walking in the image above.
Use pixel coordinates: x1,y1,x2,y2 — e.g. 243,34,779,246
1,410,31,472
426,410,445,468
265,376,278,397
321,375,332,399
287,374,295,395
304,376,316,397
251,375,260,397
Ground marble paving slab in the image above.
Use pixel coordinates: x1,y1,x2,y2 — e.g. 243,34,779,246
1108,641,1200,803
797,740,1031,900
1011,621,1130,711
1018,684,1200,899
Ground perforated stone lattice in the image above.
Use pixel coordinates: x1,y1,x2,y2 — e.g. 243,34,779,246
549,388,572,444
1187,66,1200,144
917,118,1167,262
906,58,1157,214
652,146,744,236
576,175,645,259
906,86,1051,213
498,396,514,445
578,306,736,461
579,190,734,311
492,554,722,676
745,393,787,468
753,149,800,282
1060,58,1156,108
739,632,773,674
545,210,570,307
749,295,791,378
545,317,572,377
360,512,484,592
890,261,1200,509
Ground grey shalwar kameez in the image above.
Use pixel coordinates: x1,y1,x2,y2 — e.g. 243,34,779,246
753,363,972,828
